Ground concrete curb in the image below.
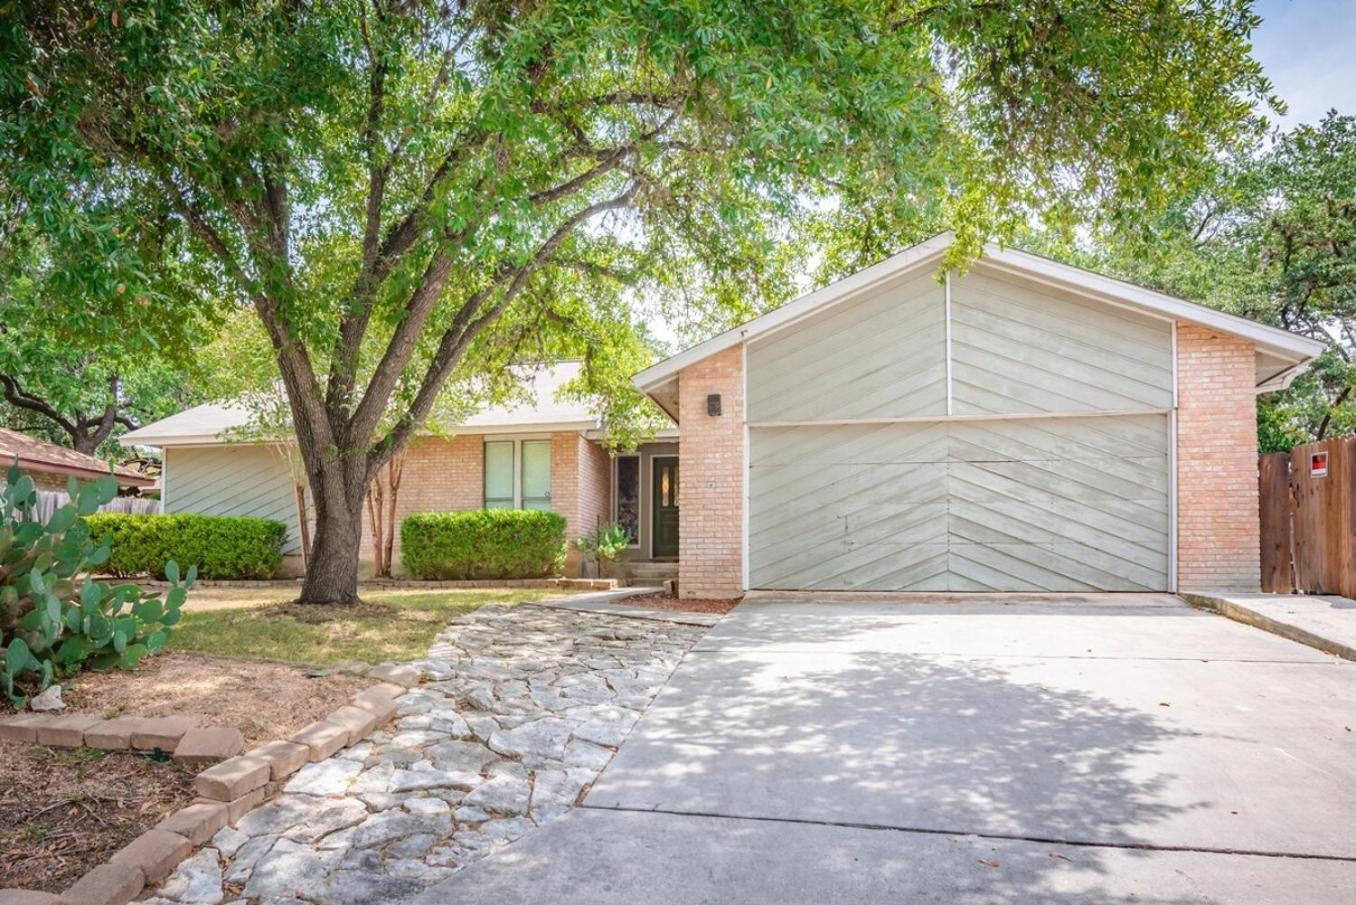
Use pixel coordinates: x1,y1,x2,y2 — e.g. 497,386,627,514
1181,592,1356,662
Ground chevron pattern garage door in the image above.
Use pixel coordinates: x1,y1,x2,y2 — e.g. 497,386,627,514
748,414,1170,591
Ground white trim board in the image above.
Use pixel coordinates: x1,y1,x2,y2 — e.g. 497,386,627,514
747,408,1173,429
633,232,1324,400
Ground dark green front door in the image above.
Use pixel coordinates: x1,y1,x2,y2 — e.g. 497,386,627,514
652,456,679,558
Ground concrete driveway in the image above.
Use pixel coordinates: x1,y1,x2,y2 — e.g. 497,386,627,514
408,594,1356,904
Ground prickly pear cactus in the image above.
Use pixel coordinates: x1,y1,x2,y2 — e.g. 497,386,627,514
0,462,194,708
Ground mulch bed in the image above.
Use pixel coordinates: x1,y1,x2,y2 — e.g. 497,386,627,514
62,650,372,744
621,594,741,614
0,651,374,892
0,745,197,892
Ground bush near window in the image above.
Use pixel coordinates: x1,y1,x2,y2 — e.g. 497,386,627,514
85,513,287,580
1,467,194,708
401,510,567,580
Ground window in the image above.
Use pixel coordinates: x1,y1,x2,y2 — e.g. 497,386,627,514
615,456,639,544
484,439,552,510
521,440,552,510
484,441,515,508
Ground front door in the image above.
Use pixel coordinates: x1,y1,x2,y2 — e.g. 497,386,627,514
651,456,679,559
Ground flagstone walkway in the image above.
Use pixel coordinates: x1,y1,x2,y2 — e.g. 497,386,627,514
139,603,706,905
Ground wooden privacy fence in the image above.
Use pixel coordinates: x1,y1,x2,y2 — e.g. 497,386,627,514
1259,436,1356,596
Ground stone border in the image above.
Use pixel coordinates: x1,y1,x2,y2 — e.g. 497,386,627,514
0,712,246,764
0,664,422,905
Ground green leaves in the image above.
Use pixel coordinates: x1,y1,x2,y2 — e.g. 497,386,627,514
0,471,193,707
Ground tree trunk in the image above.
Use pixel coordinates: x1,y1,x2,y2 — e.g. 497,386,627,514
383,452,405,577
365,478,386,577
298,482,365,605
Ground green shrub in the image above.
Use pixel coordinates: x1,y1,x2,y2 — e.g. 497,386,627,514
85,513,287,580
0,466,194,708
576,521,631,563
401,509,567,580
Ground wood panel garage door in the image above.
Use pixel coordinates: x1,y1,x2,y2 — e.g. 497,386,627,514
743,262,1176,592
748,414,1170,591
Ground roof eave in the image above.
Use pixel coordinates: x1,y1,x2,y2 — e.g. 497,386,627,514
14,457,154,488
120,419,602,449
633,234,1326,404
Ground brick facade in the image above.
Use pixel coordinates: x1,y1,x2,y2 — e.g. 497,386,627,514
1175,323,1261,591
550,432,613,573
358,431,610,578
359,434,484,575
677,345,745,599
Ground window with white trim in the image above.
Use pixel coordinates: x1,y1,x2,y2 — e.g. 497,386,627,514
483,439,552,510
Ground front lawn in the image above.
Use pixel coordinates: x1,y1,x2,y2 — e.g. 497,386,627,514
167,587,570,665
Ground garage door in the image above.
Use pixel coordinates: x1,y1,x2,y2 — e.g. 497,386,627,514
748,414,1170,591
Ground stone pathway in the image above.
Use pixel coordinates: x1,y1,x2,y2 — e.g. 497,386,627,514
139,603,706,905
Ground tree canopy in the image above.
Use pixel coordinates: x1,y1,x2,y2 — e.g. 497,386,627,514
1,0,1280,600
1082,111,1356,451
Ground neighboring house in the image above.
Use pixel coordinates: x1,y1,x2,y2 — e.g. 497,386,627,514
633,233,1325,598
119,363,677,577
0,427,153,492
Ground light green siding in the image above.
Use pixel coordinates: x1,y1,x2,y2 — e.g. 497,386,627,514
746,269,946,422
749,415,1169,591
744,263,1175,593
164,445,303,553
950,269,1174,415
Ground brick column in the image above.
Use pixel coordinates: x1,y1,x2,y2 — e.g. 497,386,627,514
1176,323,1260,591
677,345,745,598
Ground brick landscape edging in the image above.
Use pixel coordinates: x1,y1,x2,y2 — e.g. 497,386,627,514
0,663,421,905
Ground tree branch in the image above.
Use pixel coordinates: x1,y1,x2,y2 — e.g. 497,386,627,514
368,183,638,472
0,373,78,438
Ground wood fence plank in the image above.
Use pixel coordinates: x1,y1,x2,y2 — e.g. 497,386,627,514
1258,452,1292,593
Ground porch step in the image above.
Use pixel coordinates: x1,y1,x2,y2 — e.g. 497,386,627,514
623,562,678,580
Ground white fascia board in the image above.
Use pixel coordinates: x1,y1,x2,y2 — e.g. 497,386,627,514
119,434,233,449
632,233,955,391
632,232,1325,397
468,420,598,436
120,420,599,449
585,426,680,441
981,246,1327,363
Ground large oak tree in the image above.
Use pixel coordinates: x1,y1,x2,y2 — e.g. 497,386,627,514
2,0,1275,602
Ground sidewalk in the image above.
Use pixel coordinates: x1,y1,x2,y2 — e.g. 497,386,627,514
1181,592,1356,661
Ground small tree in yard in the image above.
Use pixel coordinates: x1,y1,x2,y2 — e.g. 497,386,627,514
365,448,405,579
2,0,1277,603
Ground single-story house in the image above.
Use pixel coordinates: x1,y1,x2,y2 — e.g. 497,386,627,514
123,233,1325,594
0,427,153,491
119,363,678,578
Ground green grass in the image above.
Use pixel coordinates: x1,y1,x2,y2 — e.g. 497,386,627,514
167,589,568,665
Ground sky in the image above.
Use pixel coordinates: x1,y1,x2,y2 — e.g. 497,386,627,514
1252,0,1356,127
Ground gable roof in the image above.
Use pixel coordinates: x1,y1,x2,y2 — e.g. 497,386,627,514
633,232,1326,415
0,428,153,487
120,362,599,448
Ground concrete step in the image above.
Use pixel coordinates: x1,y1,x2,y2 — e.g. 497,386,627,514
624,562,678,579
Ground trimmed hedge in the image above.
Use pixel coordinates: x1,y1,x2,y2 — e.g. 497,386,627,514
84,513,288,580
401,509,567,580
